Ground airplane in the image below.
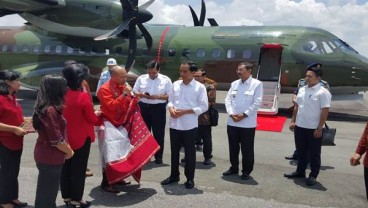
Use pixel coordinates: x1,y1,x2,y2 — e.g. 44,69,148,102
1,0,368,98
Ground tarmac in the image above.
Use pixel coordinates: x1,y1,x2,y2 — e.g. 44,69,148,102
14,88,368,208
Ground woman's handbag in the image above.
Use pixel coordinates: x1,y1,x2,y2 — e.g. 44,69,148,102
322,123,336,146
208,107,219,126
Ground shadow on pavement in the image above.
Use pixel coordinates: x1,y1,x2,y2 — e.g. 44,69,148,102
221,175,259,186
161,183,204,196
89,185,157,207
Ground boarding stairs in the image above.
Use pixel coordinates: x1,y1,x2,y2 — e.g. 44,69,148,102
256,44,283,115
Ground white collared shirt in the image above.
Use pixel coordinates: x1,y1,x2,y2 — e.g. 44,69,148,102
295,84,332,129
96,70,111,93
133,73,172,104
167,79,208,130
225,76,263,128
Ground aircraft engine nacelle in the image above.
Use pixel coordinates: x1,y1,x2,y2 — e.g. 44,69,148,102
0,0,65,13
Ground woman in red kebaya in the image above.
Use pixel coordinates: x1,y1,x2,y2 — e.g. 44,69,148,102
61,63,101,208
0,71,28,208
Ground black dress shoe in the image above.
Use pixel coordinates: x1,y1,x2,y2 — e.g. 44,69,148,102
306,176,317,186
184,180,195,189
284,171,305,178
223,169,238,176
203,158,211,165
241,173,250,180
70,201,91,208
161,176,180,185
155,158,163,164
11,200,28,207
285,155,298,160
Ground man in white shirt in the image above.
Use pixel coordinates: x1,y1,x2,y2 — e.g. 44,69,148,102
133,60,172,164
160,61,208,189
96,58,117,93
284,66,332,186
223,62,263,180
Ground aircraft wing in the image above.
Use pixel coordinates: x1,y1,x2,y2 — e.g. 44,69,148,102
0,0,65,16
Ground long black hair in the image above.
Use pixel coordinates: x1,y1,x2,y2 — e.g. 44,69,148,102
32,75,67,130
0,70,20,95
62,62,89,90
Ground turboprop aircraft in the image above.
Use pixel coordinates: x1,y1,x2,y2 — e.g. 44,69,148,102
0,0,368,99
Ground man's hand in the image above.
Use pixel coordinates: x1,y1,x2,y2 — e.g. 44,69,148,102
289,122,296,131
350,153,361,166
313,128,323,138
169,107,180,118
230,114,246,122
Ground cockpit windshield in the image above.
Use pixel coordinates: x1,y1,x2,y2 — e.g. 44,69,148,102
301,37,359,55
333,39,359,54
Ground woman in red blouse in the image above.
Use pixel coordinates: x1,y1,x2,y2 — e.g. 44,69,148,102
0,71,28,208
33,75,74,208
60,63,100,208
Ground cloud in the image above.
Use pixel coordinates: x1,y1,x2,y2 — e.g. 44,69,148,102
0,0,367,56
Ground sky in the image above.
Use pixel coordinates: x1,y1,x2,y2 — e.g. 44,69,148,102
0,0,367,57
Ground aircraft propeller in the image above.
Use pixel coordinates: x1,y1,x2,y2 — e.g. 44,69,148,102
188,0,218,27
95,0,154,70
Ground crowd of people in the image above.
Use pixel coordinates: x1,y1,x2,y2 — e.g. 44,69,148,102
1,58,368,208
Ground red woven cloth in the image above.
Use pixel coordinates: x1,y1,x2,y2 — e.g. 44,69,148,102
104,100,160,184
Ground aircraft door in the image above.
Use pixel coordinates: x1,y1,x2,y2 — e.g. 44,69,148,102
257,44,283,115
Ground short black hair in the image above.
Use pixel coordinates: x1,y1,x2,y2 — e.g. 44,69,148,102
62,63,89,90
146,60,160,71
0,70,20,95
181,60,198,72
238,62,253,70
307,66,323,77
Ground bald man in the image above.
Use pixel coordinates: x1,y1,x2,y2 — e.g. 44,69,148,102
97,66,133,193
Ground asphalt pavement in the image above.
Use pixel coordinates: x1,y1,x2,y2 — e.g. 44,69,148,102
14,88,368,208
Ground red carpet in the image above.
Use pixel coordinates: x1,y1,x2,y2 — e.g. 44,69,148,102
256,115,287,132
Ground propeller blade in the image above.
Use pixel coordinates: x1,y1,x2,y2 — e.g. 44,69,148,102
131,0,139,7
208,18,218,26
125,24,137,71
139,0,155,10
94,19,131,41
189,5,200,26
137,23,152,51
120,0,134,12
199,0,206,26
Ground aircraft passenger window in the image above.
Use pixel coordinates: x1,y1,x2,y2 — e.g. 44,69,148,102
1,45,8,52
44,45,51,53
22,45,29,53
105,49,110,55
12,45,18,53
33,45,40,53
211,48,221,58
322,42,333,54
182,48,190,58
67,47,74,54
55,46,62,54
197,48,205,57
227,49,235,59
168,48,176,57
242,49,251,59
